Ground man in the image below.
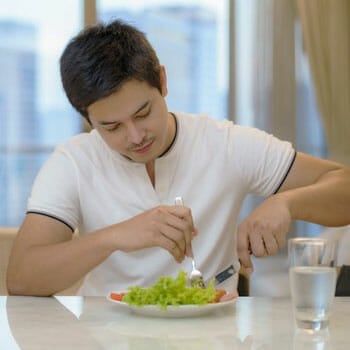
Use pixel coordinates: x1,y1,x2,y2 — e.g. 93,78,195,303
7,20,350,296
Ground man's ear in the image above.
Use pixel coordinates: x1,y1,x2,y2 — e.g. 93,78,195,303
159,65,168,97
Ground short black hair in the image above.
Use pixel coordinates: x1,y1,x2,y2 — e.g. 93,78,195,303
60,19,161,121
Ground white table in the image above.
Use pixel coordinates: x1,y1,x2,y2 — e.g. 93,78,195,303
1,296,349,349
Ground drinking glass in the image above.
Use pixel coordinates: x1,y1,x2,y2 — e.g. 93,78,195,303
293,328,331,350
288,237,337,331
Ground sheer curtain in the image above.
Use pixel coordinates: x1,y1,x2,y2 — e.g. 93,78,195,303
234,0,326,296
296,0,350,165
236,0,297,233
253,0,296,143
235,0,296,141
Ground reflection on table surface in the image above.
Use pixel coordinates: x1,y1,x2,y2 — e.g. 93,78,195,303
1,296,350,349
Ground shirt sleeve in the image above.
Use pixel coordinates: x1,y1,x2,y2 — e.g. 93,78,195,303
229,125,296,197
27,146,81,230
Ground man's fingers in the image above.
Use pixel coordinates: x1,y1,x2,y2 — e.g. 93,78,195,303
149,205,199,262
158,223,186,256
253,231,285,256
261,232,279,255
169,206,196,231
239,249,254,275
249,233,266,257
275,234,286,249
157,234,183,263
168,205,196,257
237,231,254,274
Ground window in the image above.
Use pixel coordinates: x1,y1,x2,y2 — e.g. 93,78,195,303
0,1,82,226
97,0,230,119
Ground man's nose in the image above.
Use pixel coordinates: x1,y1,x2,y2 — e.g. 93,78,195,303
126,122,145,144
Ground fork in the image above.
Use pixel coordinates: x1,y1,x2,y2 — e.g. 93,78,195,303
174,196,206,288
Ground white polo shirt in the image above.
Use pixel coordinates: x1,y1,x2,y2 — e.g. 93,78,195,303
27,112,296,296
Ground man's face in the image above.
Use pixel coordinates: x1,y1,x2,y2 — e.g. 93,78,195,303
88,71,174,164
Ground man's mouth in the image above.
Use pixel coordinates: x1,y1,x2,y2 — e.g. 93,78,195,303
131,139,154,154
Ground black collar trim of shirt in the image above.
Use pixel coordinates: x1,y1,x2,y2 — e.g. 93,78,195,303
158,112,178,158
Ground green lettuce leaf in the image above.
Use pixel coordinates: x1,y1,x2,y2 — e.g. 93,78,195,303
123,270,215,309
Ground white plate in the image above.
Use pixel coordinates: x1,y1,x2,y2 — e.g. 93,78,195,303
107,294,236,318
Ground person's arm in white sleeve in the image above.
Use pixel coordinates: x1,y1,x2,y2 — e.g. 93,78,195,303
237,152,350,274
7,150,196,296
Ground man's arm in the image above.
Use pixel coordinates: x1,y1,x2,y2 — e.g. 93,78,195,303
237,152,350,273
276,152,350,225
7,205,196,296
6,214,116,296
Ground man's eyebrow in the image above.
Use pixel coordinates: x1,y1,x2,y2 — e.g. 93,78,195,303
98,101,150,126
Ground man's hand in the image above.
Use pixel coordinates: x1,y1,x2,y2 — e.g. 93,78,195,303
114,205,197,263
237,194,291,274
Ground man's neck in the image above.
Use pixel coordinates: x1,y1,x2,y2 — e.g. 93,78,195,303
145,112,177,188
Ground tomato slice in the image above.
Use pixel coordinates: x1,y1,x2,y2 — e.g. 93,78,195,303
110,292,124,301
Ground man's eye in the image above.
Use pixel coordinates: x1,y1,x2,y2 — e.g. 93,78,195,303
135,110,150,119
106,124,120,132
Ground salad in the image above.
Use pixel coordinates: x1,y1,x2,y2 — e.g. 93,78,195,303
110,270,235,310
